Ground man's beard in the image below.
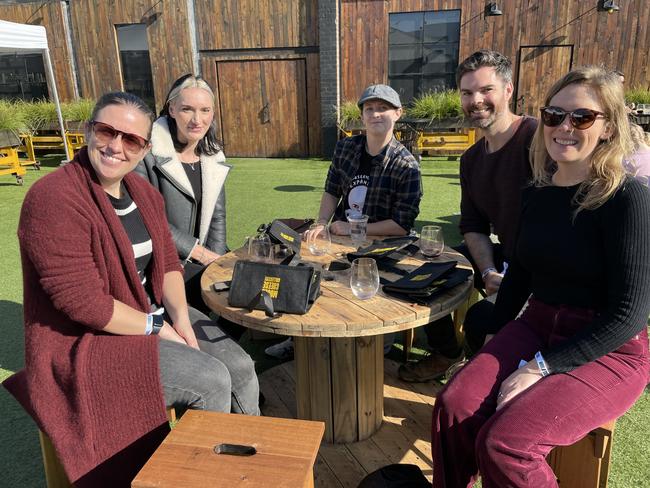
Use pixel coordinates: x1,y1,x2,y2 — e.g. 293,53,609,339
463,103,500,129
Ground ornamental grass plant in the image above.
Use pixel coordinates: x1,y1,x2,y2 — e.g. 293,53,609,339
408,90,462,121
0,100,26,133
625,88,650,105
0,99,95,135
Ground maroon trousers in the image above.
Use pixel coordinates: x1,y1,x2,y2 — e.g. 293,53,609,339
432,298,649,488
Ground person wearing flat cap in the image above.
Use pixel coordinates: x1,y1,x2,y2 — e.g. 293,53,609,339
316,84,422,237
265,84,422,360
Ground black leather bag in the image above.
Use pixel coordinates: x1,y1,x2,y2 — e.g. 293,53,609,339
228,260,321,316
382,261,472,305
257,219,305,254
347,236,419,273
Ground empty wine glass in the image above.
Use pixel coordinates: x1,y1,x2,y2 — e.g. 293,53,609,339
419,225,444,260
247,234,273,262
307,223,331,256
350,258,380,300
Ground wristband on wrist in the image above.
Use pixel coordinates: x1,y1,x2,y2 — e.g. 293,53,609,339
144,314,153,335
151,314,164,335
481,267,498,280
534,351,550,377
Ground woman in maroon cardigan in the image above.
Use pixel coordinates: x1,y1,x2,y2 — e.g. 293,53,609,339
3,92,258,487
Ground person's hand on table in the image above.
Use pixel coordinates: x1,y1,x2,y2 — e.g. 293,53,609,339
303,223,328,242
158,321,188,346
496,359,543,411
329,220,350,236
191,245,220,266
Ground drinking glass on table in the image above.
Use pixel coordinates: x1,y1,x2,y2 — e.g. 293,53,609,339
346,213,369,248
350,258,380,300
247,234,273,262
419,225,444,259
307,223,331,256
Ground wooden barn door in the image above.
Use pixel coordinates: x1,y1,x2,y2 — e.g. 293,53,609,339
217,59,308,157
515,45,573,116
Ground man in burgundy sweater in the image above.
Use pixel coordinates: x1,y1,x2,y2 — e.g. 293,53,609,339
399,50,538,382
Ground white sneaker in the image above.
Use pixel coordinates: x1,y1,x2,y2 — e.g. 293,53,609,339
265,337,294,360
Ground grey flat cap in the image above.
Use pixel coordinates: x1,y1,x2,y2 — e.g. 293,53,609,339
357,84,402,109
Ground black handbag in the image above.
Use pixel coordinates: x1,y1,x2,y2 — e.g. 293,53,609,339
228,260,321,316
257,219,305,254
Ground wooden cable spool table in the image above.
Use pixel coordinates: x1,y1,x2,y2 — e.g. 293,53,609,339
201,236,473,444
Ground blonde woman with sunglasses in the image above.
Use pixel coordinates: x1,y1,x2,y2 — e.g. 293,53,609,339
431,66,650,487
3,92,258,487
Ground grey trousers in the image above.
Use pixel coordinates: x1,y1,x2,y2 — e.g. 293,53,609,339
158,307,260,416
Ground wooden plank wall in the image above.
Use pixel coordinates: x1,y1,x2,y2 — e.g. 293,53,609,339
0,1,76,101
194,0,319,50
341,0,650,103
68,0,194,112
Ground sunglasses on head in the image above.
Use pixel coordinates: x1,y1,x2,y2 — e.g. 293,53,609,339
90,121,149,154
540,106,607,130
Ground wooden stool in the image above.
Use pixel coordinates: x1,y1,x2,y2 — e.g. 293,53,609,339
39,407,177,488
132,409,325,487
547,420,616,488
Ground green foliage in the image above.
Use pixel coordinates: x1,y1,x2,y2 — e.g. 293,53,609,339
62,99,95,123
15,99,56,133
0,99,95,135
338,100,361,128
408,90,462,120
0,100,26,133
625,88,650,105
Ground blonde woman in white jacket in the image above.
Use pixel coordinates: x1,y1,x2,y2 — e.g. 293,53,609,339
136,74,231,313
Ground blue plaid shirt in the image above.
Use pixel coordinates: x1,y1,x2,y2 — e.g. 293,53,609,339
324,135,422,232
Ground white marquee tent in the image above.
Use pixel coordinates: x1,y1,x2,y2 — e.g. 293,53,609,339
0,19,72,160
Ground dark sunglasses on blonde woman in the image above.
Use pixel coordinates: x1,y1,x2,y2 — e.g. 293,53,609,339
540,106,607,130
90,120,149,154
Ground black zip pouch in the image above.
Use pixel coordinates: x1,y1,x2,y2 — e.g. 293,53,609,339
228,260,321,316
257,220,303,254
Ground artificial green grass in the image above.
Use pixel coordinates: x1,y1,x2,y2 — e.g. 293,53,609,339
0,154,648,487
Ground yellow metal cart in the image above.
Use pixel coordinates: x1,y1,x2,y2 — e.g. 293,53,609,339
0,130,27,185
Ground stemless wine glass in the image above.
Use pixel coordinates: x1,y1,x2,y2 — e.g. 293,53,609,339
307,223,331,256
419,225,444,260
350,258,380,300
248,234,273,262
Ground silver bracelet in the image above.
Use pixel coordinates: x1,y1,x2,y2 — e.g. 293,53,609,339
144,313,153,335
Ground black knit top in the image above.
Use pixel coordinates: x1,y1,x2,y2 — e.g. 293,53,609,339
493,177,650,373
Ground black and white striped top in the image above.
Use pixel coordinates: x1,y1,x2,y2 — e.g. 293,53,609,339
108,186,155,303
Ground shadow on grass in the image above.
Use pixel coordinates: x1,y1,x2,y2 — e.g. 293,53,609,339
0,300,24,373
273,185,319,192
30,152,67,168
420,173,461,179
0,302,42,487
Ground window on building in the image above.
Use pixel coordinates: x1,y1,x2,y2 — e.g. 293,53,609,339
116,24,155,109
0,53,48,101
388,10,461,103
